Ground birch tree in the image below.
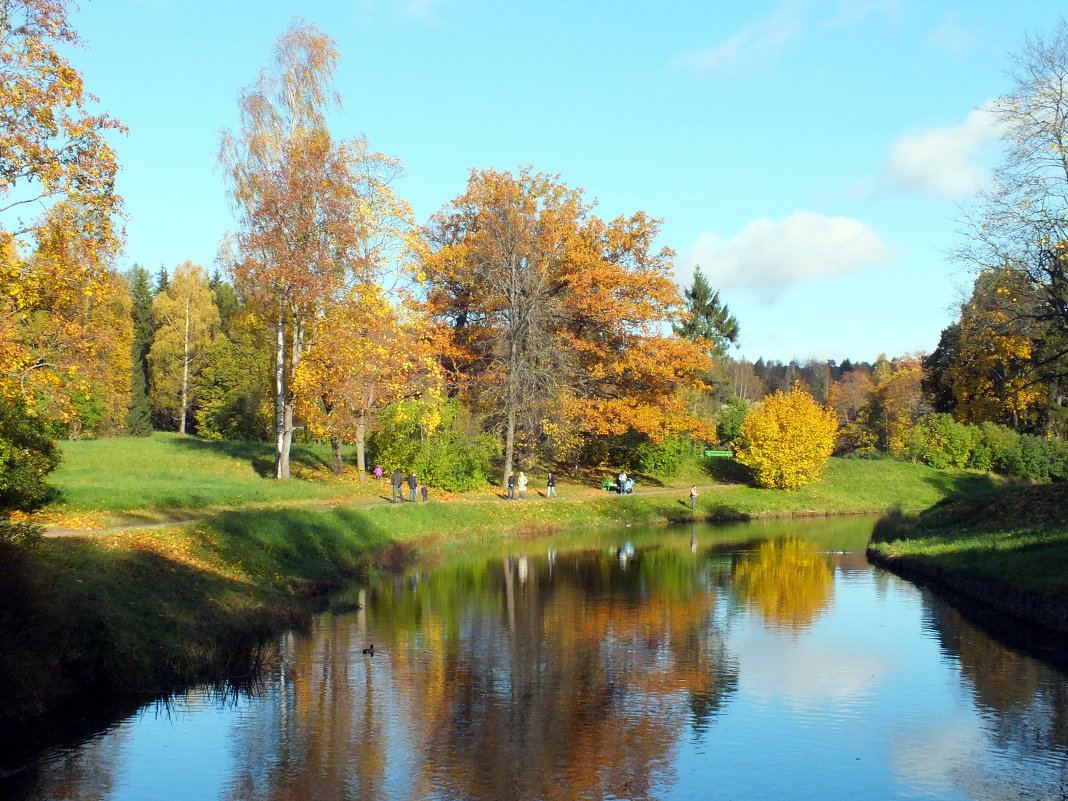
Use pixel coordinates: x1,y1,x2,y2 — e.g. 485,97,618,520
148,262,219,433
220,20,363,478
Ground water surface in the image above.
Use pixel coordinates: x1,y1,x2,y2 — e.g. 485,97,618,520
7,517,1068,800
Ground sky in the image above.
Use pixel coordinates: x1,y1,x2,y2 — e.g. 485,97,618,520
59,0,1062,364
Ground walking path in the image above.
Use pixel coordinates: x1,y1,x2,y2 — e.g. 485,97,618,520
41,482,729,537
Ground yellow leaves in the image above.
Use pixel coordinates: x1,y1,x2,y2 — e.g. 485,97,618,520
736,385,837,490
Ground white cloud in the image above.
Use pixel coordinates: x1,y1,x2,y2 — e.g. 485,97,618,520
680,212,895,293
672,3,804,75
882,106,1004,198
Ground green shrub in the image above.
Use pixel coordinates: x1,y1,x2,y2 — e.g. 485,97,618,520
368,398,498,492
0,397,60,512
904,414,975,469
716,397,749,446
635,434,689,478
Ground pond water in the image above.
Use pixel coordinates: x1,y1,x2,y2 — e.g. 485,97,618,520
5,517,1068,800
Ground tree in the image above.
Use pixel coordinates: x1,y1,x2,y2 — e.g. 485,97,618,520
673,266,739,358
221,20,367,478
422,168,714,484
940,269,1047,429
421,167,589,483
0,1,126,427
125,264,153,435
735,384,837,490
0,394,59,542
293,284,437,474
957,19,1068,383
147,262,219,433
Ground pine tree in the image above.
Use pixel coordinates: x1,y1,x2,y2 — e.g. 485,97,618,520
125,265,154,435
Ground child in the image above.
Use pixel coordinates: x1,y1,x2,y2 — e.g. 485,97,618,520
421,482,429,502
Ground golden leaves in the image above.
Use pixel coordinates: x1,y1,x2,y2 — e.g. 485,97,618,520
736,384,837,490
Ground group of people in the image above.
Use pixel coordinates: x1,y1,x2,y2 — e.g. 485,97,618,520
506,470,557,499
615,470,635,494
383,467,429,504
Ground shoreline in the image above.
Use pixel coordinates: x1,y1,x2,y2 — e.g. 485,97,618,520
866,548,1068,636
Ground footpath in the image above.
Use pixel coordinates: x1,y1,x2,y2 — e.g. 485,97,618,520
42,482,727,538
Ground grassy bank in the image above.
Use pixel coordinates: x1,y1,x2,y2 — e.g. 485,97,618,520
868,483,1068,605
2,438,1005,727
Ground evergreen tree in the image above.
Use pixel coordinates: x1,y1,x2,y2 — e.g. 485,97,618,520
155,264,169,294
673,266,740,358
125,265,154,435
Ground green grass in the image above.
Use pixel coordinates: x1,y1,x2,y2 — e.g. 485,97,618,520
868,483,1068,598
48,432,356,516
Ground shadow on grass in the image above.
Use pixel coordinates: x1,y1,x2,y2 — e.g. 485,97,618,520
920,469,1002,501
168,437,341,478
0,504,403,741
703,458,752,485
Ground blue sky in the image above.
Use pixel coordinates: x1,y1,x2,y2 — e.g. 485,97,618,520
64,0,1059,363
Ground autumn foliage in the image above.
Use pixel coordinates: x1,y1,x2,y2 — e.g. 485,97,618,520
736,384,838,490
0,0,129,434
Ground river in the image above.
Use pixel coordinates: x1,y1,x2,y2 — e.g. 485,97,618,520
4,516,1068,800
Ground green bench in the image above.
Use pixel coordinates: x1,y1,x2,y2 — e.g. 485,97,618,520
704,449,733,458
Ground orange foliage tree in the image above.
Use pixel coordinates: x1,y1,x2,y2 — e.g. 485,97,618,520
292,284,438,474
0,0,128,431
736,384,837,489
420,167,712,484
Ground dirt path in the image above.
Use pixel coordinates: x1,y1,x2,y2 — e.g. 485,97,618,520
41,483,728,538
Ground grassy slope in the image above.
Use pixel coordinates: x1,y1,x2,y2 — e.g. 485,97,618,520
48,432,357,517
1,437,1007,725
868,483,1068,598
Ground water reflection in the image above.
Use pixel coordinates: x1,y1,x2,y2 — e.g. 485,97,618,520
731,538,834,631
8,518,1068,801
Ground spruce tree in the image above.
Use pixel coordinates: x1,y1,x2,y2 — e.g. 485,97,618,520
673,266,739,358
125,265,155,436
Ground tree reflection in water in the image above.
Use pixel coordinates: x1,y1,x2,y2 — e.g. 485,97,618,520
731,538,834,631
216,542,740,801
13,521,1068,801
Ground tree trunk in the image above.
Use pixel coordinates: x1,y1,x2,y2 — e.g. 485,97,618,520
355,413,367,482
330,433,342,474
180,296,190,435
502,402,516,489
274,303,288,480
280,404,293,479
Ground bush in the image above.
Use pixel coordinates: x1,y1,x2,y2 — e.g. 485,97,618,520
368,398,498,492
635,434,689,478
0,397,60,511
903,414,975,470
905,418,1068,482
735,385,837,490
716,397,749,446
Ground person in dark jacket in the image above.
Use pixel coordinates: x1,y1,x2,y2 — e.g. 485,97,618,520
507,471,516,500
391,468,404,504
407,472,418,502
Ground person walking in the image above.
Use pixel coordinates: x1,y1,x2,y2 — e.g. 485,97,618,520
391,468,404,504
421,481,429,502
507,471,516,500
408,472,418,502
517,471,528,499
690,485,698,511
546,470,557,498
